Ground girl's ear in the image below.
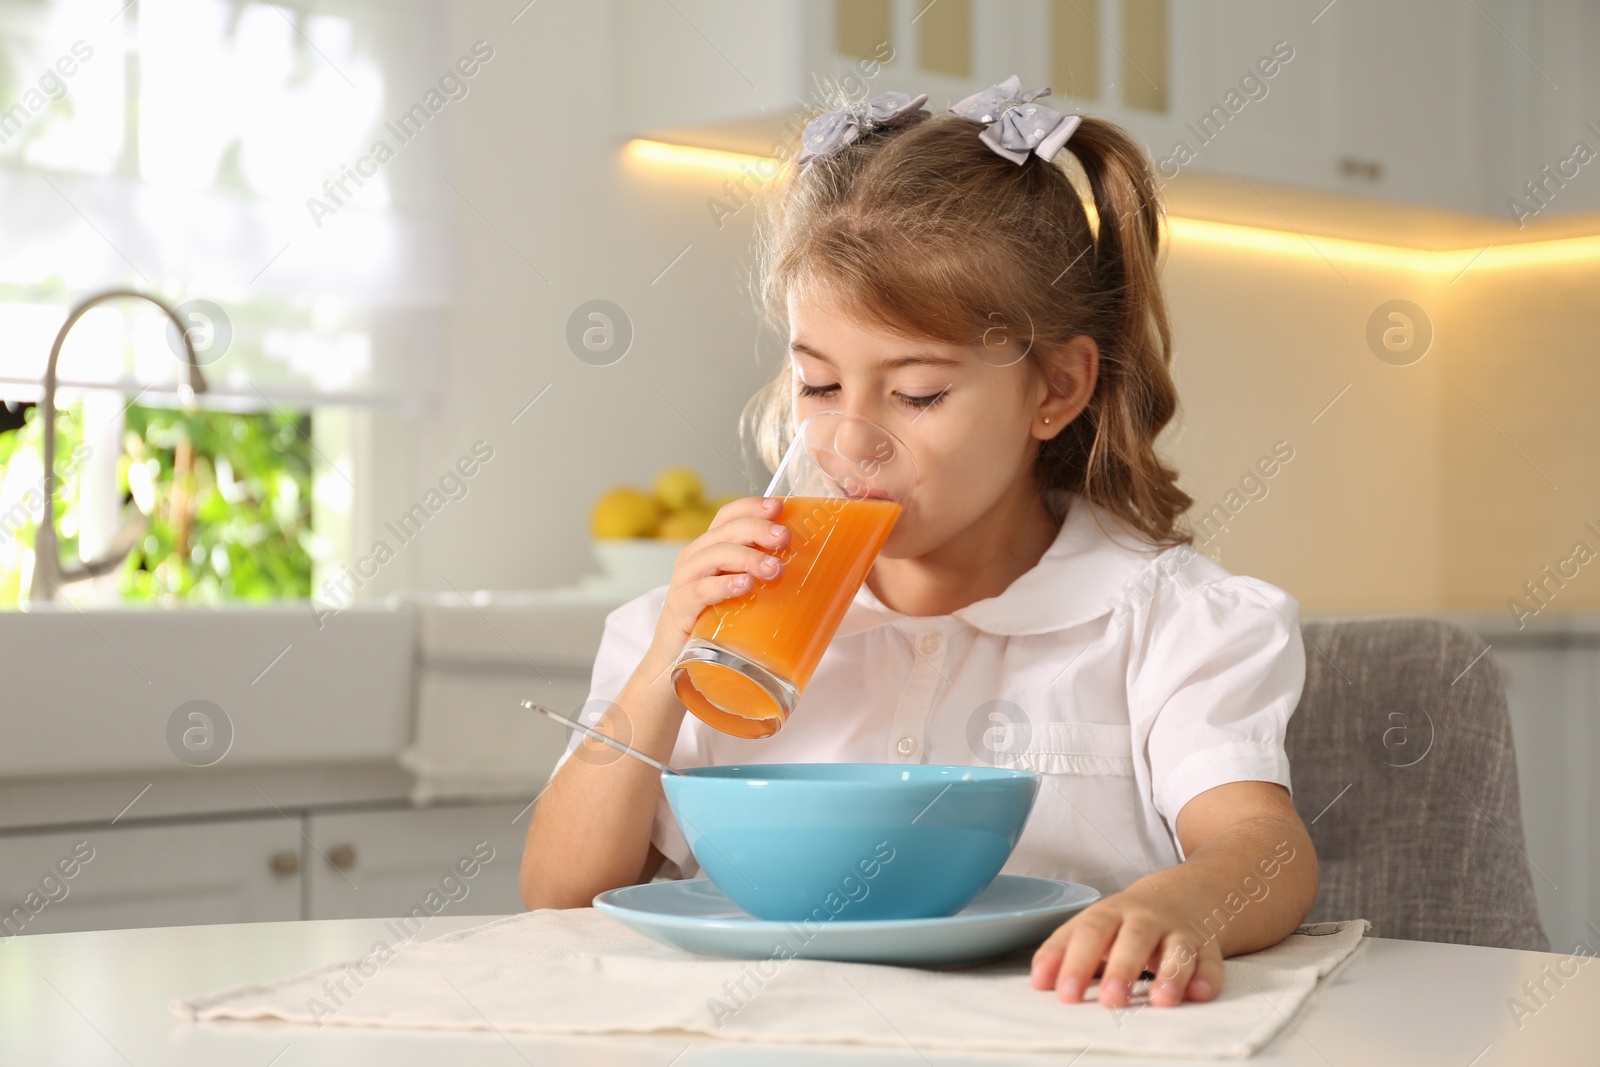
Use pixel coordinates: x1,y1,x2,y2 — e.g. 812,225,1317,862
1034,334,1099,439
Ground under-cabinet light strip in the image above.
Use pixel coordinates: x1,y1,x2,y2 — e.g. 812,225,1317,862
623,138,1600,274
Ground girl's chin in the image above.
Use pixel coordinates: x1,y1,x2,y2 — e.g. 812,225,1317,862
878,519,922,560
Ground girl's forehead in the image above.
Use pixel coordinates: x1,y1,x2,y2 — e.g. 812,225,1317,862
787,284,863,325
786,281,985,357
788,294,946,349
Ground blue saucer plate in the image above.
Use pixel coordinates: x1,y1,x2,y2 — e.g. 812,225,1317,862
593,874,1100,968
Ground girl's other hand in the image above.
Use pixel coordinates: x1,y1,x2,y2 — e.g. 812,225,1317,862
1030,881,1224,1008
640,496,790,679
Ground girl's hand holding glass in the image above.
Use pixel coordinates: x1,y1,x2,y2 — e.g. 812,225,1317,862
641,496,792,680
667,412,914,739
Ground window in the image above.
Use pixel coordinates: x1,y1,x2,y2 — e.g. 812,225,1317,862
0,399,313,604
0,0,453,605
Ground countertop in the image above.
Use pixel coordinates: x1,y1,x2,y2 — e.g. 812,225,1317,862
2,915,1594,1065
0,760,534,838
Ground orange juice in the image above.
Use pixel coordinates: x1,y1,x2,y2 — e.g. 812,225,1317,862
672,495,901,737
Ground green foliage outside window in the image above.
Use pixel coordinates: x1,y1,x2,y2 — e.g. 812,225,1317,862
0,402,312,605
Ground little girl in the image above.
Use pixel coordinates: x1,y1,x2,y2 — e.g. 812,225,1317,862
523,77,1318,1011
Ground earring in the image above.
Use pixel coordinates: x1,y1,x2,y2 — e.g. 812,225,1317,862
1043,417,1051,425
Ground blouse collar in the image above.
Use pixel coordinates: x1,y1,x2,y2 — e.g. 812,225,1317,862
836,490,1172,638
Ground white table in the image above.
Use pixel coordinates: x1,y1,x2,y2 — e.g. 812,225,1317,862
2,915,1594,1064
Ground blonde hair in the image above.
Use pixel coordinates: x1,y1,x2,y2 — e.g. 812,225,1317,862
741,94,1193,548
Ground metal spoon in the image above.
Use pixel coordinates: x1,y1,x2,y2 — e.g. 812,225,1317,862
520,699,682,776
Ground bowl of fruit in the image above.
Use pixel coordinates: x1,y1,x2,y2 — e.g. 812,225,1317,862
590,467,739,590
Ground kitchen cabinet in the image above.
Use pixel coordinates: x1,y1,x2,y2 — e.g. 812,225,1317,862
304,804,531,921
0,763,540,938
761,0,1595,219
1327,1,1496,215
1145,0,1599,219
1496,0,1600,221
1069,0,1523,217
0,818,303,938
1185,0,1495,215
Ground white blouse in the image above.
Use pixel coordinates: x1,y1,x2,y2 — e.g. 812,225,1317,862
550,490,1306,898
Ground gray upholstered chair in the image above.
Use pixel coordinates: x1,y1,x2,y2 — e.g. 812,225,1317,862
1287,617,1550,951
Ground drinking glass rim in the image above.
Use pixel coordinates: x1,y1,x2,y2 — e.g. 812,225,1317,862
766,410,920,499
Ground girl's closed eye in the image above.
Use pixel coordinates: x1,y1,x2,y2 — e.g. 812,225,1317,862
796,380,951,411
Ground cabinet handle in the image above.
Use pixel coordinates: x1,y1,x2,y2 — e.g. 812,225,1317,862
269,850,300,877
327,844,357,870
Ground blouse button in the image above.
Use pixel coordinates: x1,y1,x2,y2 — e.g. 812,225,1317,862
897,736,917,756
919,633,941,654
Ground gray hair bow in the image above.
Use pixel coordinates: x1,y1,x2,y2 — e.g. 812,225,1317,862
796,91,931,168
949,75,1082,165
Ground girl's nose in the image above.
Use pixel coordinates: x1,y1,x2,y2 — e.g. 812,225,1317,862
833,409,884,456
829,411,905,488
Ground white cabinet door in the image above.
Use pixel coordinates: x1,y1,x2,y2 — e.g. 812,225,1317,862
305,804,530,922
1180,1,1339,192
1193,0,1496,214
0,818,303,938
1328,0,1495,215
1497,0,1600,222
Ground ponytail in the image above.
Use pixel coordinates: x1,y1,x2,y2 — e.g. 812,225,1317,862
1040,116,1193,545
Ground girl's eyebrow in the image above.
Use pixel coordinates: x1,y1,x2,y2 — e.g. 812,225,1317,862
789,341,963,370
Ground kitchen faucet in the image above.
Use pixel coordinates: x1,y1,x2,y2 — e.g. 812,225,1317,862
28,289,209,604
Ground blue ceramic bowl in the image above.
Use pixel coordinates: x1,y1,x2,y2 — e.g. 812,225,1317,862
659,763,1041,922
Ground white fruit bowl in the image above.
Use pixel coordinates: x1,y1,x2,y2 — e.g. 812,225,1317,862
591,538,691,589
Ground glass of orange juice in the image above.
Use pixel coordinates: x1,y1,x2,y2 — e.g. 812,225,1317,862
671,411,916,738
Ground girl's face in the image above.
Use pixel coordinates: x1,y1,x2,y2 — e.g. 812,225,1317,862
786,286,1088,559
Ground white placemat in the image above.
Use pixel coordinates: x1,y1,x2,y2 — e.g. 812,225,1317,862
173,909,1370,1058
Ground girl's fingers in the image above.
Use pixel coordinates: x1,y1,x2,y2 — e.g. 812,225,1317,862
683,514,790,566
674,567,764,617
644,500,792,677
1029,925,1069,990
707,495,782,531
1049,912,1122,1002
1032,913,1219,1009
677,540,785,584
1096,920,1166,1008
1149,934,1202,1007
1029,914,1098,989
698,571,758,602
1186,944,1225,1002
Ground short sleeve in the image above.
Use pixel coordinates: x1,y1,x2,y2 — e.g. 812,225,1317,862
547,584,700,880
1129,574,1305,850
